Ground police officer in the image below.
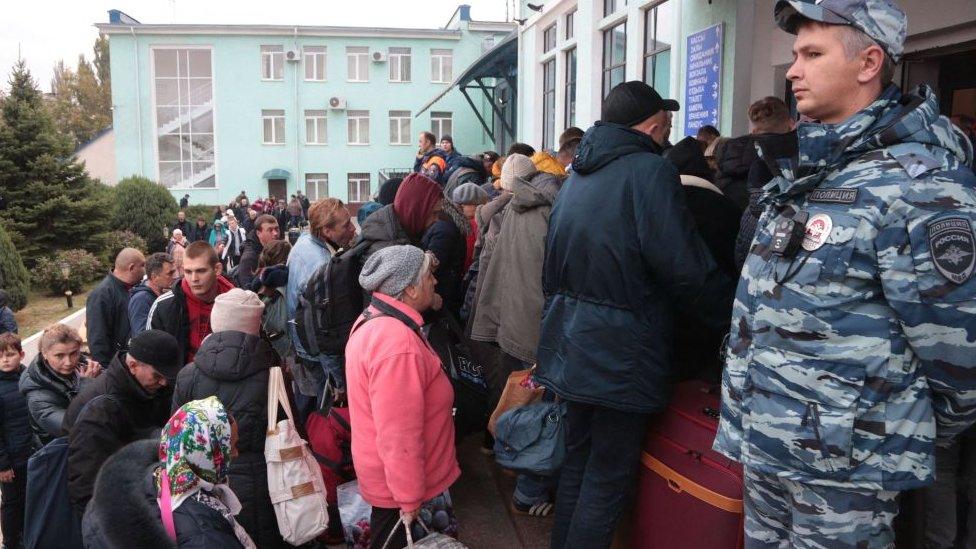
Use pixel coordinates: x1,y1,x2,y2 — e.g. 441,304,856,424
713,0,976,546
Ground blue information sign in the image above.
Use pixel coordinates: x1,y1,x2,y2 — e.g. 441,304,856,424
684,23,724,136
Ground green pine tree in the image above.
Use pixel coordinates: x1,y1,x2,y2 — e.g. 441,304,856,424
0,59,112,266
0,221,30,311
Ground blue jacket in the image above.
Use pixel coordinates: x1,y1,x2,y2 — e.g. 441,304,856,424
0,307,16,334
535,122,733,413
127,282,160,338
0,366,34,469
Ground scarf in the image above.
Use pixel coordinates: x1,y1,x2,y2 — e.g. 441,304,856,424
157,396,256,548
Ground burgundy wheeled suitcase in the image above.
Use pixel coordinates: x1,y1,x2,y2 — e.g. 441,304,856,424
632,380,744,549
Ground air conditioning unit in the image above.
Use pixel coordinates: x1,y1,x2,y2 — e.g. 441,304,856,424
328,97,347,110
371,51,387,63
285,49,300,62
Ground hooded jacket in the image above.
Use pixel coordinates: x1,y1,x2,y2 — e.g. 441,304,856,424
235,235,264,289
535,122,733,413
148,276,236,366
470,171,561,364
128,282,162,338
19,354,86,446
714,85,976,491
358,204,414,259
421,212,468,319
82,439,245,549
173,331,288,549
531,151,568,178
64,354,172,512
0,366,34,470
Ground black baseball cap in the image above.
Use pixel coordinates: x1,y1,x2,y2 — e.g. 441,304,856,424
602,81,680,127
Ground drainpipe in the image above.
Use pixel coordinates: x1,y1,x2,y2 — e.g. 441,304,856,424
131,26,145,171
293,26,300,197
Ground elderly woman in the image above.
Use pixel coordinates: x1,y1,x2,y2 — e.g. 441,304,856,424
83,396,253,548
19,324,101,445
346,245,460,548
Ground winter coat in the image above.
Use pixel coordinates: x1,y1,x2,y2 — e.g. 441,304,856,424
223,226,247,267
235,236,264,289
86,274,132,365
286,234,337,361
535,122,734,413
173,331,287,549
0,366,34,470
0,307,16,334
358,204,414,259
345,293,460,510
190,224,210,243
128,282,162,338
464,193,512,330
172,220,191,237
19,354,86,445
714,84,976,491
63,354,171,511
443,156,486,197
470,171,560,364
421,214,467,319
82,439,246,549
715,133,795,211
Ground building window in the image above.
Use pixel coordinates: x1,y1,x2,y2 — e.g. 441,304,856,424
347,46,369,82
565,47,577,128
430,111,452,141
389,47,411,82
566,10,576,39
305,109,327,145
542,59,556,151
643,2,674,98
389,110,411,145
347,172,371,203
305,173,329,201
261,45,284,80
304,46,326,81
604,0,625,17
347,110,370,145
153,47,216,189
602,22,627,98
262,109,285,145
431,49,453,83
543,24,557,52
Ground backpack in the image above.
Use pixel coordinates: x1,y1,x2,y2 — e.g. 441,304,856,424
306,402,355,506
293,239,371,357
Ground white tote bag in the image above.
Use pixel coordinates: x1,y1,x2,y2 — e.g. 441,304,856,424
265,366,329,545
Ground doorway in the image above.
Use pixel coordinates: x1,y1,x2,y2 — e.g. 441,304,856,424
902,42,976,139
267,179,287,202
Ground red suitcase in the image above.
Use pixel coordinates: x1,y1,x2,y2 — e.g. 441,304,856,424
632,380,744,549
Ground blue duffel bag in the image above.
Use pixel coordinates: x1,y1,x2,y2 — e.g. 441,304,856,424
493,400,566,476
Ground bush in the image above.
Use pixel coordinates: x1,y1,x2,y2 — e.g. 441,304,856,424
0,223,30,310
111,176,179,253
97,230,148,267
33,249,103,295
183,204,219,224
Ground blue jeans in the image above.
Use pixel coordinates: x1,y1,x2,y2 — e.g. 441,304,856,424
514,472,556,506
550,400,650,549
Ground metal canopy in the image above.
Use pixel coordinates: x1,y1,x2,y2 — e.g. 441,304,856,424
261,168,291,180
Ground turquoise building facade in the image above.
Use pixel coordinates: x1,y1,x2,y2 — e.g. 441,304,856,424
97,7,513,205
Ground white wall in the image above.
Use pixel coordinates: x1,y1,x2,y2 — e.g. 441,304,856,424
76,130,118,186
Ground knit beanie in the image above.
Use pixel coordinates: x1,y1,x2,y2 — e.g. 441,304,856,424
394,173,444,238
500,154,537,191
358,245,427,297
451,183,489,206
210,288,265,336
377,177,404,206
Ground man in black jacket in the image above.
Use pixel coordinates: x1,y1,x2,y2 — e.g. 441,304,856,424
536,81,734,549
63,329,180,514
236,214,280,288
85,248,145,365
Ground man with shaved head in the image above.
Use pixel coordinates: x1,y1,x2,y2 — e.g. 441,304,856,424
86,247,146,364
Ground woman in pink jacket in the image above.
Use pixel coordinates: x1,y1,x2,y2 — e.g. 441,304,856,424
345,245,460,548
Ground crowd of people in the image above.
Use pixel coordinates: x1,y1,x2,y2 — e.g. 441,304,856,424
1,1,975,548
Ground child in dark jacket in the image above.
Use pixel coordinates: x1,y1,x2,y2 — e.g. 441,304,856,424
0,332,34,548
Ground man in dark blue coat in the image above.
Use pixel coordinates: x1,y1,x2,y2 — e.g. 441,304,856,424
536,81,734,549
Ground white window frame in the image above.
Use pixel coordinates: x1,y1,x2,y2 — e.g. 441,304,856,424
305,173,329,200
262,109,286,145
389,47,412,82
304,46,327,81
389,110,412,145
261,45,284,81
347,110,370,145
150,45,218,190
430,111,452,141
430,49,453,83
305,109,328,145
347,46,369,82
347,173,371,203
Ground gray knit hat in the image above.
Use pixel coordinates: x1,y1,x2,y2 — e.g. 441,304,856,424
359,245,427,297
451,183,489,205
500,154,537,191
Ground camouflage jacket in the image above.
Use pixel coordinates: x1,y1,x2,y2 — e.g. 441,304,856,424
713,85,976,490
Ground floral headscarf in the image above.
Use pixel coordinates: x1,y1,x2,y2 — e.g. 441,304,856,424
157,396,232,508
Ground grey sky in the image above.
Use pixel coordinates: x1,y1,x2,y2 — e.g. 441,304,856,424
2,0,511,93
